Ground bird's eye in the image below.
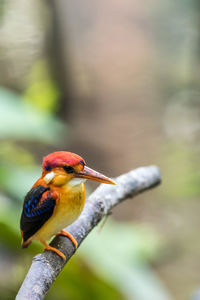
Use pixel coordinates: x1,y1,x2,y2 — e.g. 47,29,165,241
63,166,75,174
80,160,85,166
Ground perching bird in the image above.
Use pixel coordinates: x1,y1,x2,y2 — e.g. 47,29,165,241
20,151,115,259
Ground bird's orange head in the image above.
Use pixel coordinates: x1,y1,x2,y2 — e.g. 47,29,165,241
42,151,116,186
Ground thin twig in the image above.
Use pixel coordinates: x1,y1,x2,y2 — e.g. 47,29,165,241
16,165,161,300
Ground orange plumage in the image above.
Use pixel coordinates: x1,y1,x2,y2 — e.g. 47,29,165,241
20,151,115,259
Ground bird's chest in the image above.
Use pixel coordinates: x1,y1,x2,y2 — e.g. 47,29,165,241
53,183,86,228
33,183,86,241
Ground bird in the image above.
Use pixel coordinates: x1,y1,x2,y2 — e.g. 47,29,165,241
20,151,115,259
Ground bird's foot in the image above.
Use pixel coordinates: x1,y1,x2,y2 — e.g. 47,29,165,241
56,230,78,248
41,240,66,260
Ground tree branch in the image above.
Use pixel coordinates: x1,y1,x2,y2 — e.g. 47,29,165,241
16,165,161,300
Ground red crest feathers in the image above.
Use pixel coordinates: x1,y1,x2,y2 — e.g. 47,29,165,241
42,151,85,170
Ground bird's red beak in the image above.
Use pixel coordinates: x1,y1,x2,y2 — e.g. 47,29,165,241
76,166,116,185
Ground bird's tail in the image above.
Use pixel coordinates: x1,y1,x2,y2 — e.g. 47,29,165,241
21,239,32,248
21,231,32,248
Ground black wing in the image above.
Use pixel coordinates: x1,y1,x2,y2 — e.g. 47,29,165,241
20,185,56,244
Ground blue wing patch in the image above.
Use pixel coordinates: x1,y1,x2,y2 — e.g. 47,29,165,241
20,185,56,243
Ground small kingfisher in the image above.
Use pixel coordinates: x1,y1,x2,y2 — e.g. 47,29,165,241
20,151,115,259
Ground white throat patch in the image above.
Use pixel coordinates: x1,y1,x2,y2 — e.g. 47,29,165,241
44,171,55,184
69,178,86,186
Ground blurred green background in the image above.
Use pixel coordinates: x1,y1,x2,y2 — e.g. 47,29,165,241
0,1,200,299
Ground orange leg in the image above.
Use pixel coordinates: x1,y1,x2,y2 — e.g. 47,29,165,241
56,230,78,248
40,240,66,260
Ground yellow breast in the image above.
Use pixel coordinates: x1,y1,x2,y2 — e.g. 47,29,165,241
33,182,86,242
